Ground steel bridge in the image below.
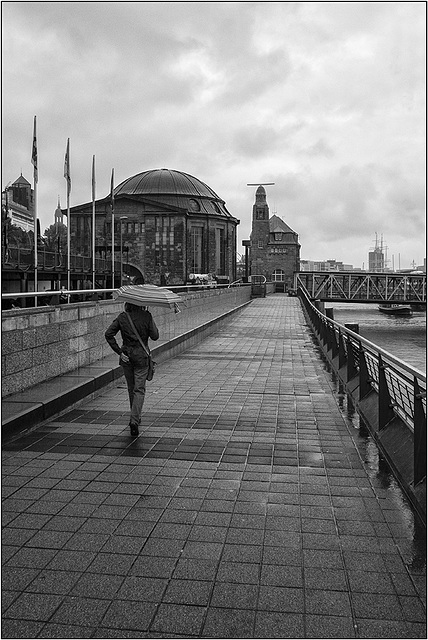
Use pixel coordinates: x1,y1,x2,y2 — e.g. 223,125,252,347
295,271,426,304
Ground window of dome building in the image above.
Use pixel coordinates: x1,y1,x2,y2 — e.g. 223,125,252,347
189,199,201,212
213,202,220,213
272,269,285,281
190,226,203,273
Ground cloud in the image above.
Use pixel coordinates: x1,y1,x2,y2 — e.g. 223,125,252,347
2,1,425,270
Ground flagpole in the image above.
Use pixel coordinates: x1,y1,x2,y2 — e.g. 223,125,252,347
64,138,71,294
110,168,115,288
92,155,96,289
31,116,38,307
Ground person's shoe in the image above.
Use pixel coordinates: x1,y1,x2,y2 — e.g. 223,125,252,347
129,423,139,436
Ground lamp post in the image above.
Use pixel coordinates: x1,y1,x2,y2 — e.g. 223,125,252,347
120,216,128,286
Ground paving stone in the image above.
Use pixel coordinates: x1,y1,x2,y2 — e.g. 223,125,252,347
202,607,256,637
3,591,63,621
1,295,425,638
305,614,356,638
38,622,95,638
257,585,305,613
150,603,206,635
26,569,81,595
210,582,259,610
254,611,305,638
305,588,353,617
1,566,40,591
1,618,44,638
70,573,124,598
100,600,157,631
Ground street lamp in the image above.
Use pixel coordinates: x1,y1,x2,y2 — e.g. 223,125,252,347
120,216,128,286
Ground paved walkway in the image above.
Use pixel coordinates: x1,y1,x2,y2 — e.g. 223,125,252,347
2,295,426,638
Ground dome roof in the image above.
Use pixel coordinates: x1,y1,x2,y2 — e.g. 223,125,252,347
114,168,221,200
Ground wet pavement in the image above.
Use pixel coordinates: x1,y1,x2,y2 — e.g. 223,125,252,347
2,295,426,638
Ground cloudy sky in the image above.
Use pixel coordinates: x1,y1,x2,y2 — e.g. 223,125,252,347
2,1,426,268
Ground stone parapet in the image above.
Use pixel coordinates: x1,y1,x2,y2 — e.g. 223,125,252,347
2,286,251,397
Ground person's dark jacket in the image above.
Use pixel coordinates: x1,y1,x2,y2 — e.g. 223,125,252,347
105,308,159,366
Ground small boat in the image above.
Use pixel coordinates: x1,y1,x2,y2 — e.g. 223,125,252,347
378,303,413,316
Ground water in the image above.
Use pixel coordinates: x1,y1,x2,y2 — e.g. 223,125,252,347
331,303,426,372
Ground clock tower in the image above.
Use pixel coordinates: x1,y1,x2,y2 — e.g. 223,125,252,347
250,185,270,277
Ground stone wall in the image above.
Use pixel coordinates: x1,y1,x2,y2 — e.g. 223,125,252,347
2,286,251,397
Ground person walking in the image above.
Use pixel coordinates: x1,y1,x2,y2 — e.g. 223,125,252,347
105,302,159,436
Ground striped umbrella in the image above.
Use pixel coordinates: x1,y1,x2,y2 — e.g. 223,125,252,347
113,284,183,311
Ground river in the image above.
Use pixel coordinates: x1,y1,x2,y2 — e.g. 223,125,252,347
331,303,426,372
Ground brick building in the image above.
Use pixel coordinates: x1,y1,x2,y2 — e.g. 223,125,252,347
249,185,300,289
66,168,239,285
2,174,34,233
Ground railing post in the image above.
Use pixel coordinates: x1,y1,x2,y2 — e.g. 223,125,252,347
329,324,339,358
414,378,427,485
378,355,395,430
338,330,347,369
359,345,372,400
346,337,358,381
321,319,328,347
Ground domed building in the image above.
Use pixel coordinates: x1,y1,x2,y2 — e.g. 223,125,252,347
66,168,239,286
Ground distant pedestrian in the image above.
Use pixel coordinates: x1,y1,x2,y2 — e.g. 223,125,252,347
105,302,159,436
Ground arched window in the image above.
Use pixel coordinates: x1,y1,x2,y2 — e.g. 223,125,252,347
189,199,201,212
272,269,285,282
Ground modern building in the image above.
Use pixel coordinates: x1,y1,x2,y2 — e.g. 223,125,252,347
2,174,34,233
65,168,239,285
248,185,300,289
368,247,385,272
300,259,355,272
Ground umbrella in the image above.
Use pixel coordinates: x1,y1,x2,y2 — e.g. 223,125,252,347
113,284,183,312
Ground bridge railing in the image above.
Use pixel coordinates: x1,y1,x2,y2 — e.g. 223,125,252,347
295,271,426,303
298,286,426,487
1,282,252,309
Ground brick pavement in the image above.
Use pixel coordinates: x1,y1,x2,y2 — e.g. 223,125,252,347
2,295,426,638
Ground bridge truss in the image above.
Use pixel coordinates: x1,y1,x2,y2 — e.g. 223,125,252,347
295,271,426,304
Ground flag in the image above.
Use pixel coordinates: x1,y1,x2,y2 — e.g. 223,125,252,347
64,138,71,196
110,168,114,208
91,155,96,202
31,116,38,183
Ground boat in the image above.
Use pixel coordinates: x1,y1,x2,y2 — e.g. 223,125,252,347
378,303,413,316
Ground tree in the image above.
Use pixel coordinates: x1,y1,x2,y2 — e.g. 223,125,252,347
3,218,32,248
42,222,68,253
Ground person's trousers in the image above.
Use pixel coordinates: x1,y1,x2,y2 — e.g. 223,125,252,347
121,361,149,426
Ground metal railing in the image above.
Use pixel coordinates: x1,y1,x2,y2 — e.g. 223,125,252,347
2,246,121,273
296,271,426,303
298,286,426,485
1,282,252,308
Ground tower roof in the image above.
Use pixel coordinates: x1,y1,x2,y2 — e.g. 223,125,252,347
12,174,31,186
269,214,297,234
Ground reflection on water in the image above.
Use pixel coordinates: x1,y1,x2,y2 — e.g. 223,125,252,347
318,344,426,572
